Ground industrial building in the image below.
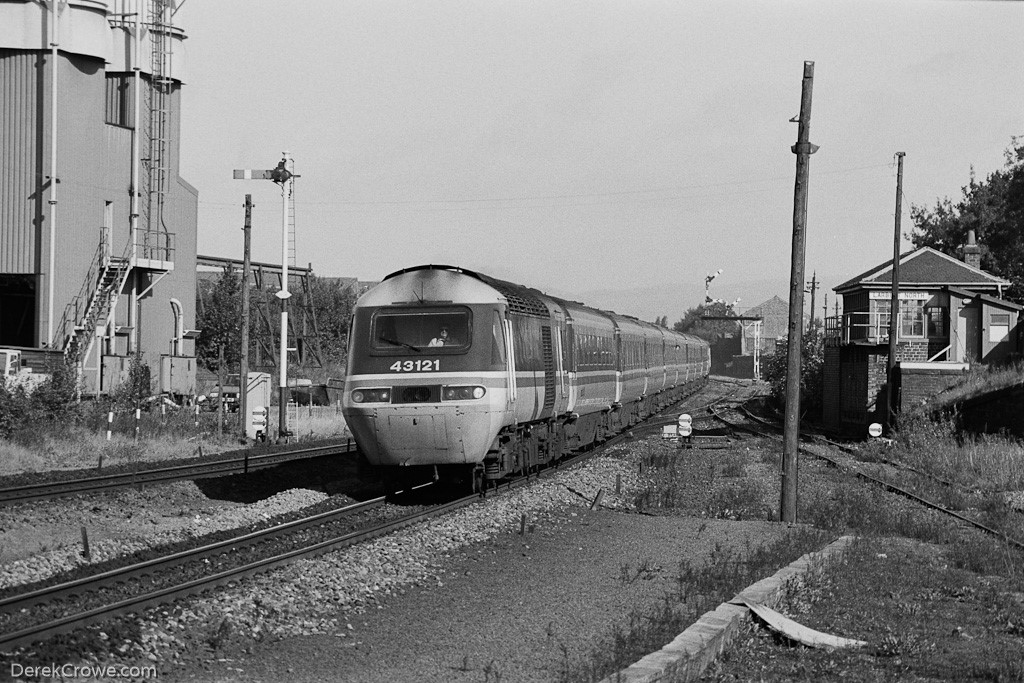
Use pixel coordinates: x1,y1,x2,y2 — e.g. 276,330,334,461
0,0,198,396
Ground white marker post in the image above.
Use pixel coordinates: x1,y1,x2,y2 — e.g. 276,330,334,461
677,413,693,448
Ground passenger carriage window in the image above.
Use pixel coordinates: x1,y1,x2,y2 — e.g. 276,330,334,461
372,308,471,352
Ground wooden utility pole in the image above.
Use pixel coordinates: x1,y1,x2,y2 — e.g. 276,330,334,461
240,195,253,438
886,152,906,432
781,61,818,524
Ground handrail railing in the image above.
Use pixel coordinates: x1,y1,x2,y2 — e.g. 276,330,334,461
135,229,175,264
51,235,108,350
824,311,897,345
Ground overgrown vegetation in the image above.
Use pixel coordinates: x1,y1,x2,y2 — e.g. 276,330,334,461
195,267,357,379
924,359,1024,410
557,528,834,683
571,400,1024,681
0,358,80,439
760,326,824,421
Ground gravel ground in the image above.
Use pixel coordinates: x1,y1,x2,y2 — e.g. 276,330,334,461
47,436,798,683
0,485,329,588
2,383,807,682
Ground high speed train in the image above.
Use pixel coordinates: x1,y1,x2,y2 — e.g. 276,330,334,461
341,265,710,490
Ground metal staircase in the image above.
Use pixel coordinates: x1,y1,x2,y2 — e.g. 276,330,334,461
52,238,133,360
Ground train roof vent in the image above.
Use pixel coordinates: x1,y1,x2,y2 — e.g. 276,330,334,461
478,276,550,318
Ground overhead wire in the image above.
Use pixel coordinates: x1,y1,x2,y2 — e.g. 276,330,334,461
197,161,893,211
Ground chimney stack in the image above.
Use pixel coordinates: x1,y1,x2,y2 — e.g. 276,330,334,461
963,229,981,270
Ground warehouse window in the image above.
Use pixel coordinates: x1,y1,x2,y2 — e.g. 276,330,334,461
105,74,134,128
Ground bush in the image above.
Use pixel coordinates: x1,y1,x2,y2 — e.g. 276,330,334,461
110,354,153,411
0,383,30,438
761,327,824,421
0,358,82,439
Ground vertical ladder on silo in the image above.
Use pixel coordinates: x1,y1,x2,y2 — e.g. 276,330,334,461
142,0,173,254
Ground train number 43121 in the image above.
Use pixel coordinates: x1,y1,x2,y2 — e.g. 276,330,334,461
390,360,440,372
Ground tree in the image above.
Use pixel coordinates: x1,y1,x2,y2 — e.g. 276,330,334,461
673,300,740,344
761,326,825,421
196,267,242,371
308,275,358,368
911,138,1024,303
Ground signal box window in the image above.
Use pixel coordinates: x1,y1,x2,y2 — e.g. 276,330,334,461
372,309,471,352
926,306,947,338
990,313,1010,343
900,300,925,338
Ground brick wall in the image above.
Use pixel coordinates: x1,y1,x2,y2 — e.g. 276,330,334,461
899,365,969,411
895,340,929,363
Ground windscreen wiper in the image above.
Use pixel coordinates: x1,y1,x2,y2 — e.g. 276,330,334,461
378,336,421,353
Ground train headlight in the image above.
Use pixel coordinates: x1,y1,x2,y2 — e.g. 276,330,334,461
442,385,486,400
351,388,390,403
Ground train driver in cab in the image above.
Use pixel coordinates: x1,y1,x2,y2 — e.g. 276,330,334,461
428,325,458,347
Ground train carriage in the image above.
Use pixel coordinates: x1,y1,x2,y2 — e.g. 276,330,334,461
342,265,710,490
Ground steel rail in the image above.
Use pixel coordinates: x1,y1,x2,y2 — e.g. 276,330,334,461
0,493,475,650
0,380,722,649
0,496,388,615
0,440,356,506
710,409,1024,551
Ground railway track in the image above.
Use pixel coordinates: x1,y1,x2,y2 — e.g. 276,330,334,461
0,488,446,650
0,381,725,652
0,440,357,506
707,406,1024,551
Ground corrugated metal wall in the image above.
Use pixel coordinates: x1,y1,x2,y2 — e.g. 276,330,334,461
2,29,198,376
0,50,42,274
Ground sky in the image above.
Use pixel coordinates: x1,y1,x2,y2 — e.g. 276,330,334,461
176,0,1023,323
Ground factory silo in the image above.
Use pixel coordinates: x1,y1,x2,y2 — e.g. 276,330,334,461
0,0,198,397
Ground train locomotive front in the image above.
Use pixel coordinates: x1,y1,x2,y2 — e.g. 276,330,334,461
342,264,711,489
341,266,514,485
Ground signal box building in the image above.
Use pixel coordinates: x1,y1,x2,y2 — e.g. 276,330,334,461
0,0,198,396
823,233,1022,434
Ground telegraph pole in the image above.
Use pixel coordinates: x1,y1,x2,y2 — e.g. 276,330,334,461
240,195,253,438
886,152,906,432
805,271,818,332
781,61,818,524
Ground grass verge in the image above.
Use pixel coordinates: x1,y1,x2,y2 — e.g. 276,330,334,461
566,410,1024,681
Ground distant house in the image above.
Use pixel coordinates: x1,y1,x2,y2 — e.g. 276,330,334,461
823,232,1022,435
741,295,790,353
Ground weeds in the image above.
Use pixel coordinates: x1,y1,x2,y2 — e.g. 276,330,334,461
557,527,831,683
704,480,770,521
